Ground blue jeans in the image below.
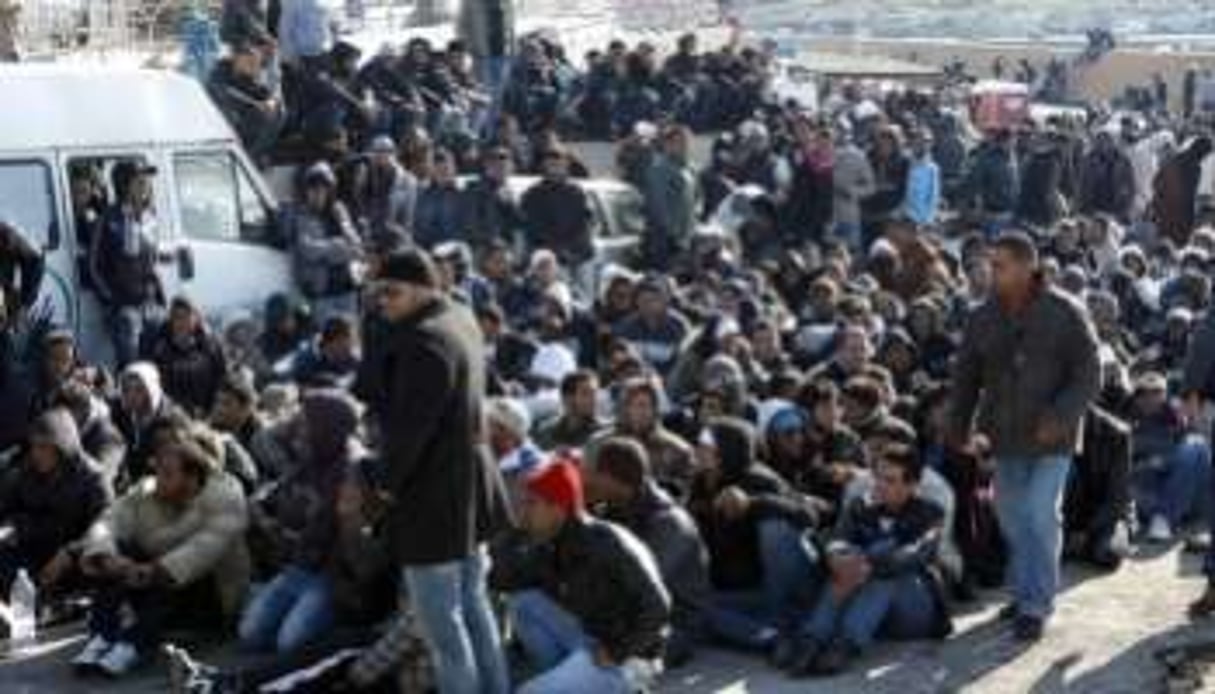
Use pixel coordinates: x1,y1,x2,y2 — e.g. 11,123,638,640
511,590,631,694
704,520,820,649
404,548,509,694
832,222,863,253
108,304,160,367
801,574,938,649
1134,439,1212,526
995,455,1072,619
238,567,335,654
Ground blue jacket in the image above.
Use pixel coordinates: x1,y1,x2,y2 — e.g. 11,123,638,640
904,157,941,225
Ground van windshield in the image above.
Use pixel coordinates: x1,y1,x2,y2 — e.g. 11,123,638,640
0,161,56,248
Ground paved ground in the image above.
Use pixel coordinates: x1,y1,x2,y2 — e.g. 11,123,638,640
3,545,1215,693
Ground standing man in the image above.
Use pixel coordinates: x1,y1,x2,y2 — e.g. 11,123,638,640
367,249,513,694
643,124,700,271
90,162,165,367
948,232,1100,642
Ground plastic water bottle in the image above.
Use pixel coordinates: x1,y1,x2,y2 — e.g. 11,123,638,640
9,568,37,653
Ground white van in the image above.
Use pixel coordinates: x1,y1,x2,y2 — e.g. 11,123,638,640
0,65,292,363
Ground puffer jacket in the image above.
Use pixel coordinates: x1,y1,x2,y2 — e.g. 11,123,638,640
491,515,672,663
83,462,251,616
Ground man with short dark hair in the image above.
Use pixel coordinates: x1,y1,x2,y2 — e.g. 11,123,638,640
949,231,1100,641
590,437,711,666
535,370,606,450
788,445,950,676
366,248,513,694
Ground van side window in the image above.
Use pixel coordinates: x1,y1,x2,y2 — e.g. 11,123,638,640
0,161,57,249
175,151,275,246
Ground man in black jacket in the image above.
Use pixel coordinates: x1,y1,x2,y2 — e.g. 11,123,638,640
688,417,821,653
590,437,711,666
521,147,594,281
492,458,671,693
364,248,512,694
207,39,283,161
0,408,111,595
460,146,523,256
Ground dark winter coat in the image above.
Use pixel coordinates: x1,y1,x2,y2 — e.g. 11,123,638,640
688,417,820,591
520,178,595,265
375,297,512,565
491,515,672,662
0,409,111,570
950,283,1101,458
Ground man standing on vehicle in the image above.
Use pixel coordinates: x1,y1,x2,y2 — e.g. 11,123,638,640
91,162,165,367
949,231,1100,642
643,124,700,271
364,248,513,694
521,146,596,296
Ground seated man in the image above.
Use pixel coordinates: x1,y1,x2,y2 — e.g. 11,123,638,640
491,458,671,693
790,445,951,677
535,369,609,451
0,409,111,596
688,417,822,655
487,396,546,512
72,426,250,677
1128,372,1211,543
54,382,128,490
588,437,712,666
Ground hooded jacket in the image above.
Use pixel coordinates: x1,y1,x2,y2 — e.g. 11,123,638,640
688,417,820,591
256,389,363,572
0,409,111,569
113,362,185,490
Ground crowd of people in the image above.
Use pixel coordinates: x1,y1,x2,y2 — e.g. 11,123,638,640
5,12,1215,694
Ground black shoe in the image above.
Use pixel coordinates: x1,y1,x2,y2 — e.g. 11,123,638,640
1013,615,1045,642
788,639,825,678
997,603,1019,621
811,641,855,676
769,634,803,671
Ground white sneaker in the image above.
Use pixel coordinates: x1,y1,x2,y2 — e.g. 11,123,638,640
1147,515,1174,543
71,635,112,670
96,641,140,677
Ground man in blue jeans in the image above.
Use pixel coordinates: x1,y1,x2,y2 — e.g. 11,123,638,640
363,249,514,694
949,231,1100,641
491,458,671,693
789,444,951,676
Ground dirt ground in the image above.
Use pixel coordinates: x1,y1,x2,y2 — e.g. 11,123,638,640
3,545,1215,693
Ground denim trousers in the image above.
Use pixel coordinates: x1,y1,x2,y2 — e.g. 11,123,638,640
1133,438,1212,527
511,590,633,694
238,566,335,654
704,519,820,650
995,455,1072,619
403,547,510,694
801,573,938,650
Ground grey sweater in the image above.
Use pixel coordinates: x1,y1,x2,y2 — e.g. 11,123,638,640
949,284,1101,458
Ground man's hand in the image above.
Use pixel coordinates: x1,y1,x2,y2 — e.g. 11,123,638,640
125,562,170,589
39,550,73,587
714,486,751,520
593,644,616,669
828,552,871,598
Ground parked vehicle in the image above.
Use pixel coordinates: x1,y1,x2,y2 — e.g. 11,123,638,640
0,65,290,363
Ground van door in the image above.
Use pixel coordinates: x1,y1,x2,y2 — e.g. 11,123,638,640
168,147,292,322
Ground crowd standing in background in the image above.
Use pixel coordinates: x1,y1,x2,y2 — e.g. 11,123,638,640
5,6,1215,693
